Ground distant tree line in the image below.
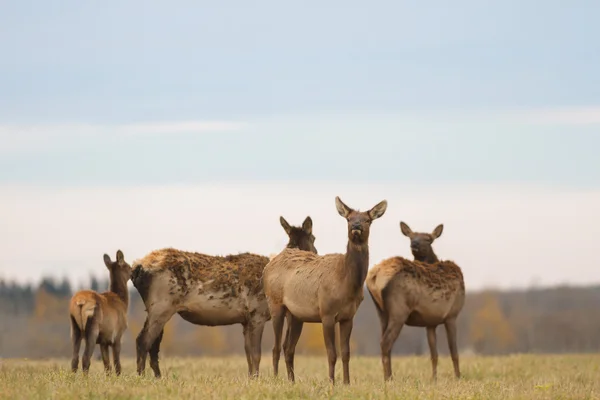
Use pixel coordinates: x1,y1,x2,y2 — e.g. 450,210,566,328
1,275,599,358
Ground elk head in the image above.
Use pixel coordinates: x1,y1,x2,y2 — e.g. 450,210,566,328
280,216,318,253
335,196,387,244
103,250,132,283
400,221,443,263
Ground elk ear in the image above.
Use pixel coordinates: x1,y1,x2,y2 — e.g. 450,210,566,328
103,254,112,268
431,224,444,239
400,221,413,237
368,200,388,220
335,196,352,218
302,216,313,235
116,250,125,264
280,216,292,235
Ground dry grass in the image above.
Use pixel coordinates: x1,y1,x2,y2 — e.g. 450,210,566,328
1,354,599,399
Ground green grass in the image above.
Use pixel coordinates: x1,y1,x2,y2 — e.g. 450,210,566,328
1,354,599,399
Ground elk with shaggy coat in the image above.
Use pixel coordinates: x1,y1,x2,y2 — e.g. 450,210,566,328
263,196,388,384
68,250,132,375
366,222,465,381
131,215,318,379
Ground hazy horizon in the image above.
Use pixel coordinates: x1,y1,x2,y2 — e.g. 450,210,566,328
1,182,599,291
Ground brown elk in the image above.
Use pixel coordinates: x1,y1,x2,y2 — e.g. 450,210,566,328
277,216,318,372
263,196,388,384
366,221,465,381
279,216,317,255
131,215,317,379
68,250,131,375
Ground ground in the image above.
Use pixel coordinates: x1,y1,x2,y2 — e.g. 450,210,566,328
0,355,598,399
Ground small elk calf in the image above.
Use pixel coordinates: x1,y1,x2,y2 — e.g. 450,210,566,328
69,250,132,375
366,222,465,381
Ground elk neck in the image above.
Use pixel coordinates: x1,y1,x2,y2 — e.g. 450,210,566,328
416,248,439,264
109,274,130,306
345,240,370,293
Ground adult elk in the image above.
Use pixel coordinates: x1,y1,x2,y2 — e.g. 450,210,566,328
366,221,465,381
263,196,388,385
68,250,131,375
277,216,318,375
131,215,317,379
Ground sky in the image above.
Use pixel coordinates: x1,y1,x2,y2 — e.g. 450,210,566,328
0,1,599,290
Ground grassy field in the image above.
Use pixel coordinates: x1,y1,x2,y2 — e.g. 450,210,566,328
1,354,599,399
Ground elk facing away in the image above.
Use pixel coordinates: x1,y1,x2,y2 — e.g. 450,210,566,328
131,216,318,379
263,196,388,384
279,216,317,255
69,250,131,375
278,216,318,374
366,222,465,381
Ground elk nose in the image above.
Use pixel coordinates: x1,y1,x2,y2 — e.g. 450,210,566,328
351,224,362,231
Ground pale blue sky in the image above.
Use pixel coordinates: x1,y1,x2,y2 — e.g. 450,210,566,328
2,1,599,121
1,1,599,287
1,1,599,188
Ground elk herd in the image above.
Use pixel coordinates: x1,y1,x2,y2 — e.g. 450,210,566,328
68,196,465,385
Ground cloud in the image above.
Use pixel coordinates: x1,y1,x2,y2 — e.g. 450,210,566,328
0,120,247,153
0,182,598,291
511,106,600,125
115,121,247,135
1,105,598,156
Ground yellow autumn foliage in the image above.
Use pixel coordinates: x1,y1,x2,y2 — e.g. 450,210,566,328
469,292,516,353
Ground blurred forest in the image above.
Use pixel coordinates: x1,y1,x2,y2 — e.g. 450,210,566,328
1,275,599,358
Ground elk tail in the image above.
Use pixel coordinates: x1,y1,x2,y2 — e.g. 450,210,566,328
75,299,97,335
366,269,386,312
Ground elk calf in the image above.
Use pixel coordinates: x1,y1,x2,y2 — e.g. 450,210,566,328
263,196,387,385
69,250,131,375
366,222,465,381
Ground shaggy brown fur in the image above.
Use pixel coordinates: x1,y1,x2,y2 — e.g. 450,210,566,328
68,250,131,375
131,249,269,378
263,196,387,385
136,248,268,298
367,222,465,381
368,258,464,311
132,215,318,379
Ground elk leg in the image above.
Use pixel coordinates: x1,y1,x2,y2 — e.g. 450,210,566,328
444,318,461,379
81,317,99,374
249,321,265,378
70,316,82,373
369,291,389,334
339,319,353,385
136,304,174,377
284,315,303,383
113,337,123,376
381,316,406,381
322,317,337,384
149,329,164,378
136,318,150,375
242,322,254,378
270,305,286,377
100,343,111,374
426,326,438,381
282,311,292,360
